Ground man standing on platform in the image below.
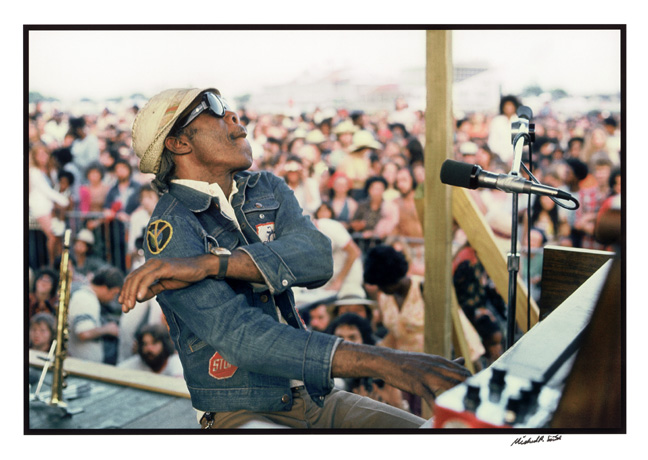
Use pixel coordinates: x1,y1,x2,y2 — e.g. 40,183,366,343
119,87,470,429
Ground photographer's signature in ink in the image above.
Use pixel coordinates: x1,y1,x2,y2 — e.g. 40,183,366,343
511,435,562,446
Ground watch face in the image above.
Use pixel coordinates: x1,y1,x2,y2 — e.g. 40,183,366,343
211,247,231,256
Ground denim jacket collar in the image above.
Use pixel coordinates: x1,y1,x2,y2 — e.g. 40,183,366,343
168,171,262,213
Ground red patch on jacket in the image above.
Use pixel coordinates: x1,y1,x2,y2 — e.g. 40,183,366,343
208,352,238,380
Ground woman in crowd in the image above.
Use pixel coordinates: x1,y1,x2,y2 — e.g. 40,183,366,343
29,143,70,267
28,268,59,318
326,171,358,230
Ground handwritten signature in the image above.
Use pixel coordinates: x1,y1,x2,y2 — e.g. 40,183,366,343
511,435,562,446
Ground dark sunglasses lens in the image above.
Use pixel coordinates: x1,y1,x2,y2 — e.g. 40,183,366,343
205,92,227,116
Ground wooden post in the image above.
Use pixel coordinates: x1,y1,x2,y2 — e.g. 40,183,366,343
423,30,454,358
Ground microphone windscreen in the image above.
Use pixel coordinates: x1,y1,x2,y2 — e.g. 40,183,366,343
517,105,533,120
440,159,477,189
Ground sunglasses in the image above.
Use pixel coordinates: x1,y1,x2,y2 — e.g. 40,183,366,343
176,92,232,130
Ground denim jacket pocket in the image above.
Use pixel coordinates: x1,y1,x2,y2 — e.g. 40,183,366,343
186,333,210,354
240,197,280,241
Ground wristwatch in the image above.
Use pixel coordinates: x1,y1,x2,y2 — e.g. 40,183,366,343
209,247,231,280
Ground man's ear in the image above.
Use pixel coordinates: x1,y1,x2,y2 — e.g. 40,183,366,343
164,135,192,155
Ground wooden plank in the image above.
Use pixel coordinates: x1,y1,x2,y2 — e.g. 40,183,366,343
30,350,190,398
424,29,454,358
539,245,614,319
452,187,540,331
551,257,623,429
122,397,198,429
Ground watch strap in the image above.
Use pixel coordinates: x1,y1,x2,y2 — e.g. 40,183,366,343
215,253,229,280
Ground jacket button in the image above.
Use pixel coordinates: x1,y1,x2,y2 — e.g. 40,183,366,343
260,294,268,302
281,280,288,287
281,394,290,404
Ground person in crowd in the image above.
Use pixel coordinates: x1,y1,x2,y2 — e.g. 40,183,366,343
51,146,82,206
602,116,621,166
79,162,110,214
313,203,364,297
391,166,423,241
118,324,183,377
520,227,548,304
580,127,611,166
79,162,111,260
525,193,570,246
388,97,417,134
103,158,142,272
297,143,330,202
28,268,59,318
349,176,399,243
363,245,427,415
326,312,407,412
363,245,425,354
379,161,401,202
118,87,469,429
573,155,613,249
72,228,107,282
326,171,358,230
564,157,589,194
68,116,100,174
307,303,332,333
567,136,585,159
279,155,321,217
451,243,505,366
327,119,357,169
487,95,520,166
116,293,165,365
127,183,160,269
336,130,381,201
29,312,57,353
29,143,70,267
594,167,622,250
68,265,123,363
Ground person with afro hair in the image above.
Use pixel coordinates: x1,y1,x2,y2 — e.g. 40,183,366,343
363,245,426,415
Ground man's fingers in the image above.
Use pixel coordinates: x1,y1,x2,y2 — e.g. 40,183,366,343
119,260,168,309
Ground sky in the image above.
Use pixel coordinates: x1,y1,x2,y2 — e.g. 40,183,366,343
27,28,622,104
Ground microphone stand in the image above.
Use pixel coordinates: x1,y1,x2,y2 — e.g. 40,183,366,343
505,111,534,350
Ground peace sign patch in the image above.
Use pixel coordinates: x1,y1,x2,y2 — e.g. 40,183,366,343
147,219,173,254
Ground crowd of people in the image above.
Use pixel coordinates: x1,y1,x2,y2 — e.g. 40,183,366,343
28,92,622,417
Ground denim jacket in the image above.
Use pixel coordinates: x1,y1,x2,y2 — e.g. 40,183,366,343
144,170,340,413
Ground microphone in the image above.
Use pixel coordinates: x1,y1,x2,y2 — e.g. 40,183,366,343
511,106,533,174
440,159,574,201
516,105,533,121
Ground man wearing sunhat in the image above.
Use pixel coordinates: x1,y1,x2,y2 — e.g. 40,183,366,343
119,87,469,429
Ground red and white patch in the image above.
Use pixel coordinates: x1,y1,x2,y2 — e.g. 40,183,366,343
208,352,238,380
256,222,276,242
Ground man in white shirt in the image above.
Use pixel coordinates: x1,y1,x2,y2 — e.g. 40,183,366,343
68,266,123,362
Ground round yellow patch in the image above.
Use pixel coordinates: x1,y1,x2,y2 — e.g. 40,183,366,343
147,219,173,254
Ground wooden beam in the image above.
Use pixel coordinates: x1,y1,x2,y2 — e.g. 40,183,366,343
30,350,190,399
424,30,454,358
452,187,540,331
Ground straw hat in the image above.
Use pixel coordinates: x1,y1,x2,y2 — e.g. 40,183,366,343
305,129,327,144
132,87,217,174
332,120,358,135
349,130,382,152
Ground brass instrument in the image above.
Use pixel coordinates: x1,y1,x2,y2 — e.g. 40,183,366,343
49,229,72,410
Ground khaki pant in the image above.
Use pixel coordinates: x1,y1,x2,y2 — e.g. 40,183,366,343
200,387,426,429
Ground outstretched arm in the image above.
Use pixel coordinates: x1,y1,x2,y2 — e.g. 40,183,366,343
331,341,471,410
